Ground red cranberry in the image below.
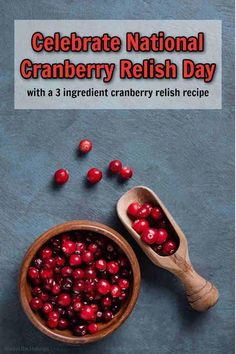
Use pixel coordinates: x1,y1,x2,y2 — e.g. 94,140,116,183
43,277,55,291
118,256,128,268
120,268,131,278
162,240,177,255
103,310,113,322
118,278,129,290
137,203,152,218
107,261,119,274
95,259,107,271
40,247,52,259
69,254,82,266
30,297,43,310
73,299,82,312
72,268,85,279
96,311,103,321
31,286,42,297
61,266,73,277
132,219,149,234
74,325,87,336
28,267,39,280
51,284,61,295
141,228,157,245
88,243,98,253
127,202,141,217
110,285,121,298
78,139,93,154
87,168,103,184
82,250,94,263
58,293,71,307
55,256,65,267
54,169,70,185
57,318,69,330
87,322,98,334
101,296,112,308
62,240,76,255
39,291,49,302
84,267,97,279
42,302,53,314
80,305,96,321
119,166,133,180
97,279,111,295
76,241,86,253
109,160,122,173
43,257,56,269
91,304,98,312
33,258,43,269
40,267,53,279
110,274,119,284
47,311,59,328
119,292,128,301
73,280,85,293
155,228,168,244
151,207,162,220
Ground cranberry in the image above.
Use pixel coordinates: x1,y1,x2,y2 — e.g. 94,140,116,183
73,280,85,293
152,244,163,253
97,279,111,295
110,285,121,298
55,256,65,267
33,258,43,269
119,292,127,301
119,166,133,180
58,293,71,307
158,219,169,228
141,228,157,245
28,267,39,280
84,267,97,279
42,302,53,314
50,237,61,252
127,202,141,217
137,203,152,218
87,323,98,334
61,277,73,291
88,243,98,253
80,305,96,321
51,284,61,295
69,254,82,266
43,257,56,269
109,160,122,173
103,310,113,322
106,244,114,253
96,311,103,321
101,296,112,308
87,168,103,184
151,207,162,220
118,278,129,290
82,250,94,263
40,267,53,279
30,297,43,310
78,139,93,154
57,318,69,330
54,169,69,185
132,219,149,234
162,240,177,255
62,240,76,255
31,286,42,297
76,241,86,253
118,256,128,268
39,291,49,302
47,311,59,328
73,299,82,312
72,268,85,279
110,274,119,284
95,259,107,271
107,261,119,274
43,278,55,291
155,228,168,244
61,266,73,277
40,247,52,259
55,306,66,317
74,325,87,336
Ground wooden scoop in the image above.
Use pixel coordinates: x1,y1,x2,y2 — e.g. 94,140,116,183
117,186,219,312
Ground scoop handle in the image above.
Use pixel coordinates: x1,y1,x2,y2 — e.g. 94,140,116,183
176,266,219,312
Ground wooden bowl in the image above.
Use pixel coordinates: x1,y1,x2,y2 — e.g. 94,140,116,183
19,220,141,344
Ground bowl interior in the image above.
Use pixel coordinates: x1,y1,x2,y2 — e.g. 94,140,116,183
19,221,140,344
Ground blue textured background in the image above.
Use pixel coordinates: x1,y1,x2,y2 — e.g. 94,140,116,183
0,1,234,353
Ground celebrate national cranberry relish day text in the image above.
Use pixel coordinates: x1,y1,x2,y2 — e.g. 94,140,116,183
19,32,216,83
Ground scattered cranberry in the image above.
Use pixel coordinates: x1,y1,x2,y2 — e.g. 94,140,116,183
87,168,103,184
54,169,69,185
132,219,149,234
78,139,93,154
109,160,122,173
87,323,98,334
162,240,177,255
155,229,168,244
141,228,157,245
127,202,141,218
119,166,133,180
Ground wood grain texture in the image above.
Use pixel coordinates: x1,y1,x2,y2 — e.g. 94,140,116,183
117,186,219,312
19,220,141,344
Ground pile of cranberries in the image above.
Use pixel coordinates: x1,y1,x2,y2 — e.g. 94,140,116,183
127,202,178,256
54,139,133,185
27,231,132,336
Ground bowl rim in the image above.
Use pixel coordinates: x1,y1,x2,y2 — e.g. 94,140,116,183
19,220,141,344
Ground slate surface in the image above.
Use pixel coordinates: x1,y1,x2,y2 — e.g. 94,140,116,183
0,1,234,353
